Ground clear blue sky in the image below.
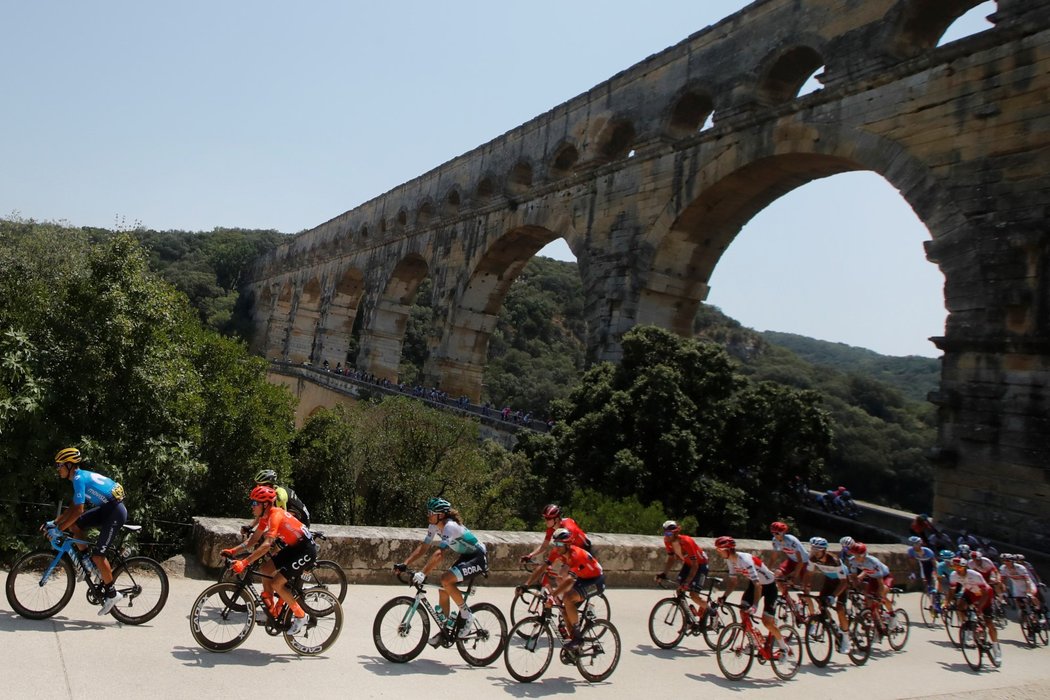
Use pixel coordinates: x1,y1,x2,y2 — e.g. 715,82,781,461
0,2,995,358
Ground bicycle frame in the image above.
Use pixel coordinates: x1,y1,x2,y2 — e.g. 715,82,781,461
396,570,478,637
40,526,131,596
727,603,779,661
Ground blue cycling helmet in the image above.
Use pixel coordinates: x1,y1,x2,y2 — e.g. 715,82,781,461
938,549,954,560
809,537,828,549
426,497,451,514
908,536,922,545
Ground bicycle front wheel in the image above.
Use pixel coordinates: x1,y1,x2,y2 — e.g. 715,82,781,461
189,582,255,652
5,551,76,620
504,616,553,683
300,560,347,604
771,625,803,680
576,619,621,683
373,595,430,663
919,591,936,627
456,602,507,667
109,556,169,625
847,611,874,666
887,608,910,651
703,602,737,650
648,598,686,649
510,587,541,625
943,606,963,647
960,620,983,671
285,588,342,655
716,623,755,680
586,593,611,621
804,615,833,667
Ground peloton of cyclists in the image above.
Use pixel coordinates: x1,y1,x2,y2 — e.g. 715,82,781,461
654,520,710,618
46,447,128,616
395,497,488,647
714,535,791,656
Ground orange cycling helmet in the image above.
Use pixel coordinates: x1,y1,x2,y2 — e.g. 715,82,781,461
770,521,789,534
849,542,868,556
714,536,736,551
541,504,562,519
249,485,277,504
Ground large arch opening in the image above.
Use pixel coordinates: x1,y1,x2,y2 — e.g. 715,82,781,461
318,267,365,370
359,254,430,383
889,0,996,55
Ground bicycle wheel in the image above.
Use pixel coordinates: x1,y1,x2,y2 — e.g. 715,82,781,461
943,606,963,647
189,582,255,652
504,616,553,683
960,620,983,671
300,560,347,604
372,595,430,663
285,588,342,655
771,625,802,680
992,600,1008,630
510,587,541,625
648,598,687,649
217,566,254,612
887,608,910,651
703,602,737,650
5,551,76,620
919,591,936,627
456,602,506,667
109,556,169,625
1020,612,1036,647
575,619,621,683
585,593,611,621
804,615,833,667
716,623,755,680
1035,612,1050,646
847,611,874,666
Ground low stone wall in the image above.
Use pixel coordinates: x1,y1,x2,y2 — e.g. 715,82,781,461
193,517,924,589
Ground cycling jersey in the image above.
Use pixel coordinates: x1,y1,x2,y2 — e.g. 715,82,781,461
71,469,125,507
424,520,486,555
968,556,997,577
727,551,776,585
809,551,847,579
545,517,588,549
950,568,991,595
1000,563,1036,597
936,560,953,581
257,506,310,546
275,485,311,526
908,546,935,562
849,554,890,579
556,544,603,579
772,534,809,563
665,535,708,565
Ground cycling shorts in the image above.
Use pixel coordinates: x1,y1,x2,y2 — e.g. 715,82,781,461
76,500,128,557
962,588,993,614
778,559,806,579
819,576,845,602
863,575,892,596
573,574,606,600
677,563,709,592
451,550,488,582
742,581,779,616
271,538,317,580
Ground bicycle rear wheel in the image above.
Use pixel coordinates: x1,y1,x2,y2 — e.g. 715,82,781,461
648,598,686,649
703,602,737,650
285,588,342,655
575,619,621,682
804,615,833,667
189,582,255,652
716,623,755,680
373,595,430,663
771,625,802,680
456,602,507,667
109,556,169,625
504,616,553,683
960,620,983,671
887,608,910,651
5,551,76,620
300,560,347,604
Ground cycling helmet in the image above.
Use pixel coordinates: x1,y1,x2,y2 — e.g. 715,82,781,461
969,550,980,560
839,536,855,549
254,469,278,485
1000,553,1015,562
849,542,868,556
551,528,572,546
957,544,971,556
809,537,829,549
950,557,966,568
939,549,955,560
917,513,930,522
426,497,452,514
54,447,82,464
249,485,277,503
541,504,562,519
662,520,680,536
714,536,736,551
908,535,922,545
1016,554,1026,562
770,521,789,534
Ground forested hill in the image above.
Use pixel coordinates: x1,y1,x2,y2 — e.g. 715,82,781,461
760,331,940,403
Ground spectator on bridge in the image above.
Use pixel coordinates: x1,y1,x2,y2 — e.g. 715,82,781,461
322,359,329,371
335,362,342,374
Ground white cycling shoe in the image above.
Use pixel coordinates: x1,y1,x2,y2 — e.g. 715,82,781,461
98,592,123,616
287,615,306,636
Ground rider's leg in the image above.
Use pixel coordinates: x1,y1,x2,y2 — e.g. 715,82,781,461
271,570,304,618
563,590,581,632
440,571,461,613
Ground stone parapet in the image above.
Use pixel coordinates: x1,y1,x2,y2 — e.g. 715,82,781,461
193,517,923,588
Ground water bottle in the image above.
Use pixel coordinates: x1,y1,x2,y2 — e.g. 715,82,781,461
557,619,568,639
81,554,100,583
434,604,447,624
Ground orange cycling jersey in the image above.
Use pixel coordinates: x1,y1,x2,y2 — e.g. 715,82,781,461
557,544,603,579
544,517,588,553
665,534,708,565
257,506,308,546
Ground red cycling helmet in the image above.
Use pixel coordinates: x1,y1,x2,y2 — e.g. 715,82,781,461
249,485,277,504
770,521,789,534
714,536,736,551
541,504,562,519
849,542,868,556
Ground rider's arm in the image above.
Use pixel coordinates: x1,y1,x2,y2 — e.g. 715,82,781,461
526,532,553,561
54,503,85,531
657,552,675,579
419,548,444,577
240,535,276,567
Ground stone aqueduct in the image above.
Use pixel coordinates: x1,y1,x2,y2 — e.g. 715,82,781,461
245,0,1050,552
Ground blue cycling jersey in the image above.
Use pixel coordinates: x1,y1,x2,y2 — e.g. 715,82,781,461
908,546,936,562
71,469,124,507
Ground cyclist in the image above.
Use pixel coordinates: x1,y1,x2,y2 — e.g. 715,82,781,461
547,527,605,649
907,535,937,592
522,504,589,589
253,469,310,527
770,521,809,614
714,535,791,655
46,447,128,616
847,542,898,625
221,485,315,636
654,520,709,618
395,497,488,647
1000,554,1042,612
934,549,956,611
949,556,1001,663
838,536,855,564
968,548,1003,595
804,536,850,653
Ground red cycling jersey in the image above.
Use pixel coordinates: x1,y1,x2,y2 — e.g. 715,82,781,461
544,517,588,549
555,544,603,579
665,534,708,565
257,507,308,546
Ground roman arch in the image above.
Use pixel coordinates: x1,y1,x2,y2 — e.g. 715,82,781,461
243,0,1050,551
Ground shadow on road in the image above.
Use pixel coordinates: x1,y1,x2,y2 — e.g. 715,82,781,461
0,609,107,632
486,672,594,695
936,660,998,675
686,671,782,689
630,643,706,659
357,654,454,676
171,645,297,668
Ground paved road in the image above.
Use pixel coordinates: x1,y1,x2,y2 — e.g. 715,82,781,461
4,573,1050,700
